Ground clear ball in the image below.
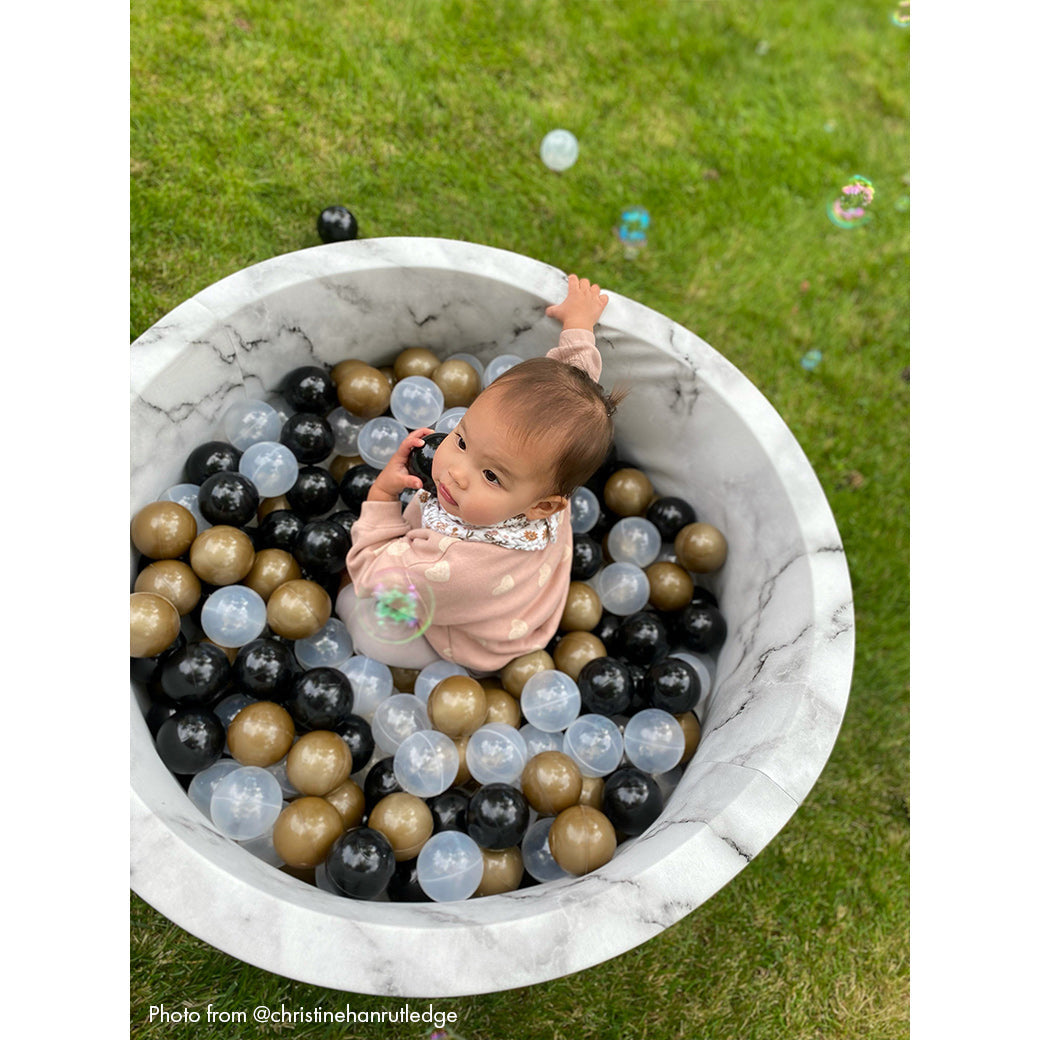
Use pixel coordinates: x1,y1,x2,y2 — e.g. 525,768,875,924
416,830,484,902
357,416,408,469
160,483,210,531
434,407,467,434
294,618,354,670
520,669,582,733
606,517,663,568
539,128,580,171
326,406,366,457
520,723,564,757
341,655,394,716
265,755,300,799
209,765,284,840
482,354,523,387
200,585,268,648
390,376,445,430
371,693,430,754
521,817,574,882
465,723,529,785
393,729,460,798
570,486,600,534
623,709,686,774
592,562,651,616
238,825,286,867
563,714,624,777
223,398,282,450
188,759,241,819
239,440,300,497
414,660,471,704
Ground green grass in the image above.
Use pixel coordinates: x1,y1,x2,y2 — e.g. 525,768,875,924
131,1,909,1036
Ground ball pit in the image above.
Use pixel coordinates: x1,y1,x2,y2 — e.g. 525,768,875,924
130,237,853,996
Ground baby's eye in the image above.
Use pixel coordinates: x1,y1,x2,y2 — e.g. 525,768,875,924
483,469,501,486
455,432,466,451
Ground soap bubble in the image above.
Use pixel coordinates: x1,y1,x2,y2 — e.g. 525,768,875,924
570,486,600,534
357,416,408,469
223,398,282,450
239,440,299,497
200,585,268,647
466,723,529,785
435,407,468,434
355,568,436,645
341,655,394,716
891,1,909,27
393,729,460,798
520,670,582,733
563,714,624,777
539,128,579,171
390,376,445,430
371,693,430,754
209,765,284,841
327,406,367,457
416,830,484,902
294,617,354,670
483,354,523,387
828,175,875,229
616,205,650,259
414,660,470,704
624,708,686,774
522,817,574,882
607,517,662,568
801,349,824,371
592,562,651,616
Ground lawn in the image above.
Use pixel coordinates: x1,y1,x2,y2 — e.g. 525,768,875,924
130,1,909,1037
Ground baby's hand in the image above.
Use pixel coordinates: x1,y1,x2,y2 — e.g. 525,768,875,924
367,427,436,503
546,274,609,332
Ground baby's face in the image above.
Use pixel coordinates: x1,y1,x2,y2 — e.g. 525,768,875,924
431,390,563,527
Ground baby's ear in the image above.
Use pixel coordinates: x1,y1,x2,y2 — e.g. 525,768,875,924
524,495,568,520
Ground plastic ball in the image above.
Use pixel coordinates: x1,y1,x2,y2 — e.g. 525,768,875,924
160,483,210,532
483,687,521,727
540,128,579,171
593,562,651,617
287,667,354,732
134,559,202,616
576,656,632,716
407,432,447,494
570,486,600,534
393,347,440,380
603,468,654,517
212,690,255,731
670,602,728,655
130,592,181,658
238,441,299,498
209,765,283,840
623,708,686,774
389,376,445,430
643,657,701,713
280,412,335,464
482,354,523,387
357,415,408,469
499,649,554,698
158,640,232,707
335,363,391,419
190,525,256,587
326,406,366,457
571,533,603,581
607,516,662,568
675,711,702,764
475,845,525,896
387,858,430,902
184,441,242,486
293,519,349,574
466,783,530,849
563,714,624,778
197,471,260,528
244,543,299,599
427,787,471,833
521,750,583,815
232,638,299,702
226,700,295,767
223,399,282,450
674,522,728,573
548,805,616,875
645,496,697,541
521,816,574,883
317,205,359,243
273,797,345,869
393,729,460,798
645,561,694,612
131,501,198,560
254,509,305,552
326,827,395,900
520,669,582,732
368,791,435,860
431,359,481,409
552,631,607,681
427,675,488,737
602,766,664,836
282,366,338,414
364,756,403,805
266,579,331,640
335,713,375,773
415,830,484,902
338,463,380,511
340,655,395,717
155,709,224,775
559,581,603,633
371,693,430,754
520,723,564,757
434,407,467,434
286,465,340,517
187,759,241,819
286,730,353,796
293,618,353,671
465,723,529,785
200,584,267,648
324,778,366,829
615,610,671,666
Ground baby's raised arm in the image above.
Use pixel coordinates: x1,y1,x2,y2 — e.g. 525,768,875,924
546,274,609,332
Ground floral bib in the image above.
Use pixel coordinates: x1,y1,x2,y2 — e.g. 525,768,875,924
417,490,559,551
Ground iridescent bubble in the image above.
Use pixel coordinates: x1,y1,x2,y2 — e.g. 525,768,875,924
355,568,436,646
828,175,875,229
801,349,824,371
891,2,909,27
616,205,650,259
539,129,579,172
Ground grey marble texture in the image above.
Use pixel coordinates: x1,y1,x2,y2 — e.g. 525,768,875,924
130,237,854,996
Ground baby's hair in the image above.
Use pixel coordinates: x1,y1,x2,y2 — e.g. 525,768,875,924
481,357,628,497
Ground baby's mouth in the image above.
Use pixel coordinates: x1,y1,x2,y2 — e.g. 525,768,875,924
438,482,459,508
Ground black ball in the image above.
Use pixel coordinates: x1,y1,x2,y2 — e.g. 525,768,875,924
407,432,447,494
325,827,395,900
387,857,430,902
154,709,224,775
690,585,719,609
326,509,358,544
254,509,307,552
592,610,624,655
571,533,603,581
577,656,633,716
293,519,350,574
645,496,697,542
602,767,664,836
671,603,728,655
197,471,260,528
286,667,354,731
144,700,178,737
363,756,402,806
466,783,529,849
232,638,299,702
158,641,232,707
335,714,375,773
282,365,338,414
286,466,340,517
615,611,671,666
184,441,242,485
427,788,471,834
280,412,335,464
317,205,359,244
643,657,701,714
339,464,380,511
130,630,186,686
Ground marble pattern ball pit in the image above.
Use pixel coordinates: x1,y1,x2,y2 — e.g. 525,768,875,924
130,237,854,997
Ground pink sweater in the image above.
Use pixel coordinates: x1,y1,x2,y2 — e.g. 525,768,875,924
345,329,602,673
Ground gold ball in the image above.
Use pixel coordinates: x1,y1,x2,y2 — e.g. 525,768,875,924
393,347,441,381
189,525,256,586
272,797,344,869
603,468,655,517
329,454,363,483
674,522,728,573
257,495,291,521
129,592,181,658
244,548,302,601
133,560,201,616
335,362,392,419
675,711,702,764
330,358,368,385
367,792,434,861
431,359,481,408
578,775,605,810
286,730,353,796
484,688,522,727
560,581,603,632
379,365,398,387
548,805,617,875
475,846,524,897
500,649,554,697
227,701,295,767
552,631,607,681
390,666,420,694
452,735,472,785
521,751,583,816
323,779,366,829
130,501,197,559
645,561,695,612
266,579,332,640
427,675,488,737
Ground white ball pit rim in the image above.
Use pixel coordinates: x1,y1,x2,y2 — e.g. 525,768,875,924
130,237,854,997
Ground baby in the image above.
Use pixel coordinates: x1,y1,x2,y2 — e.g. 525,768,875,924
338,274,622,673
